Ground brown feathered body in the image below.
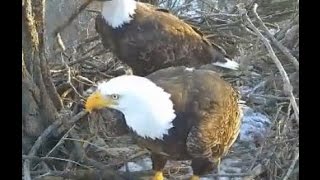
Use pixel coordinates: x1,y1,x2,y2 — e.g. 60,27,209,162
95,2,232,76
125,67,242,175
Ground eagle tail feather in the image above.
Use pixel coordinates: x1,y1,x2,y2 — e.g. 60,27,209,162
212,57,240,70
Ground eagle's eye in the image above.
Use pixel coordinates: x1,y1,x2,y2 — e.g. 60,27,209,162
110,94,119,100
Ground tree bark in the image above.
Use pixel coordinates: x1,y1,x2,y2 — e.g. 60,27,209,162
22,0,61,153
22,1,151,179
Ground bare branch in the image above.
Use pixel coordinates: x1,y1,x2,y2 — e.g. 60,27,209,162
252,4,299,71
45,125,76,157
68,49,106,66
275,15,299,40
61,53,85,99
238,3,299,123
23,120,61,180
23,111,87,180
282,147,299,180
56,33,66,52
64,137,120,157
243,164,265,180
23,155,92,169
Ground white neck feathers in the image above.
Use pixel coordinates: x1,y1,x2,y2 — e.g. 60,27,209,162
101,0,137,28
97,75,176,140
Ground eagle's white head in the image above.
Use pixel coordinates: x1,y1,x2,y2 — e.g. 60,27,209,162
85,75,176,140
101,0,137,28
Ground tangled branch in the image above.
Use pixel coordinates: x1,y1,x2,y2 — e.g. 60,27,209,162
23,111,88,180
238,3,299,123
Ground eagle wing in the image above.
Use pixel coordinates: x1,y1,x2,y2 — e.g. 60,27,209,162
185,75,241,160
95,3,225,75
95,2,230,76
147,67,241,160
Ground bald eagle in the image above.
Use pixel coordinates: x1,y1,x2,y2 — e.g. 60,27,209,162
85,66,242,180
94,0,239,76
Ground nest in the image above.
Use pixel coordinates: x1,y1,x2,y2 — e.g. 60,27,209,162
23,0,299,179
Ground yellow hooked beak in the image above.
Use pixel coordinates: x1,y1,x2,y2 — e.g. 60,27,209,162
85,91,115,113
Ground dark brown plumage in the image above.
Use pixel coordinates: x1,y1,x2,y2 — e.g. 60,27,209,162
139,67,241,175
85,66,242,179
95,0,239,76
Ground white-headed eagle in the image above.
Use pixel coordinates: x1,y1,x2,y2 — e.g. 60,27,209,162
85,66,242,180
94,0,239,76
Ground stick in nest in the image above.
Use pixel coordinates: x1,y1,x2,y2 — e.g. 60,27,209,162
60,52,85,99
282,147,299,180
237,3,299,124
251,4,299,71
45,125,77,157
63,137,121,158
23,120,62,180
23,111,88,180
23,155,92,169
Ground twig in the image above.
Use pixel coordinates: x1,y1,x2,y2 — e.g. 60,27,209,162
65,150,78,170
68,48,106,66
45,124,76,157
52,0,95,37
240,24,259,37
68,111,88,124
22,155,92,169
73,76,94,86
33,169,125,180
261,10,295,21
252,4,299,71
30,169,250,180
83,156,110,170
106,150,149,168
243,164,264,180
23,111,87,180
238,3,299,123
81,42,102,57
196,10,240,17
281,102,293,135
275,15,299,40
55,35,100,55
249,143,264,171
249,94,299,101
127,150,149,162
23,120,61,180
56,33,66,51
282,147,299,180
50,69,67,74
86,9,100,14
247,80,266,96
202,173,251,178
61,53,84,99
75,75,96,85
30,170,50,175
78,35,100,46
63,137,119,157
167,166,184,178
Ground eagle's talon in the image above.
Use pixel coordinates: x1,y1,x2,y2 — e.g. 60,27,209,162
190,175,200,180
152,171,163,180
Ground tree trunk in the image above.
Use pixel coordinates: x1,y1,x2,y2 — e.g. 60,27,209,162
22,0,63,154
22,1,148,179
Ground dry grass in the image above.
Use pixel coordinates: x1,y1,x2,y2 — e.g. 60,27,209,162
23,0,299,179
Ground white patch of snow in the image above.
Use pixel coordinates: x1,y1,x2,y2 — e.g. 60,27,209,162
239,106,271,142
200,177,213,180
158,0,203,22
119,157,152,172
269,28,280,35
